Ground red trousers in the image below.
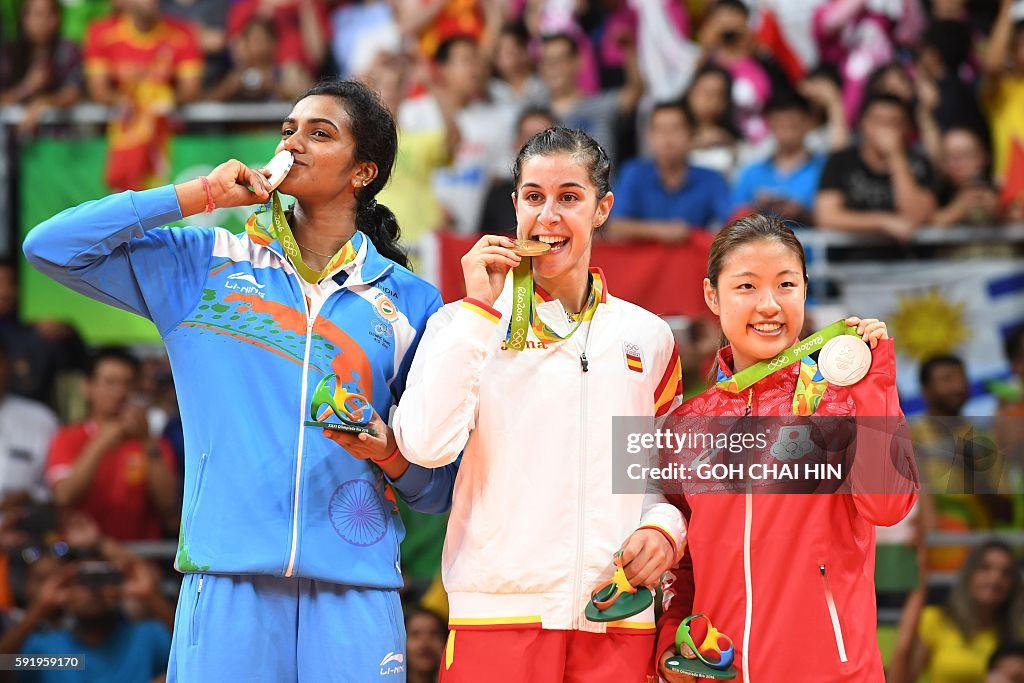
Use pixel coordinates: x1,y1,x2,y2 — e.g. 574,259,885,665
438,627,657,683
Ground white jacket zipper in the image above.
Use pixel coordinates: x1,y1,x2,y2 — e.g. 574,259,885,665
820,564,849,662
285,294,322,577
571,312,597,629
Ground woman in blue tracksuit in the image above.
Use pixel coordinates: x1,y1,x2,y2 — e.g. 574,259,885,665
23,80,457,682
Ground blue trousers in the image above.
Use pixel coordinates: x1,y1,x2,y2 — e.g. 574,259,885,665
167,573,406,682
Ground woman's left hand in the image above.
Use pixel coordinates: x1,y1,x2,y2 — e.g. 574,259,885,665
619,528,675,588
321,409,394,460
846,316,888,349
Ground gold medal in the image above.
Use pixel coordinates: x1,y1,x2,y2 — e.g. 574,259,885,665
512,239,551,257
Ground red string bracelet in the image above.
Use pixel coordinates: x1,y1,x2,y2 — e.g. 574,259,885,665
199,176,216,214
372,445,402,466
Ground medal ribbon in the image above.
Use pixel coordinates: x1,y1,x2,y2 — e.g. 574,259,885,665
507,259,604,351
245,192,360,284
715,320,863,396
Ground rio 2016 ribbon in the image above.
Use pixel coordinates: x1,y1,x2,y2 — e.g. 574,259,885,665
245,192,359,284
506,260,604,351
715,320,867,395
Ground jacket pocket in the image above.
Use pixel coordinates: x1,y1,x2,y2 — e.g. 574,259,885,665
189,574,206,647
183,452,209,538
819,563,849,663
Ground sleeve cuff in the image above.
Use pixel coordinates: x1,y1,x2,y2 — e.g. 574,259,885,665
386,462,431,498
460,298,501,324
638,523,680,561
130,185,185,230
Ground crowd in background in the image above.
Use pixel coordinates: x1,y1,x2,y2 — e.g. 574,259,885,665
1,0,1024,681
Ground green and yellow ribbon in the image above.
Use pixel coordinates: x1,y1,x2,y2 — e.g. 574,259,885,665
715,320,864,416
506,259,604,351
245,192,359,284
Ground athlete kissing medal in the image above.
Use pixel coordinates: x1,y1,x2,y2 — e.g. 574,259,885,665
263,150,294,191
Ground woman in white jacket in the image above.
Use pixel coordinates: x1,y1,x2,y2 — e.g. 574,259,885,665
345,127,686,681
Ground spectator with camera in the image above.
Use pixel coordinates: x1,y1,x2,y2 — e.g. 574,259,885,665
0,512,174,683
45,348,178,542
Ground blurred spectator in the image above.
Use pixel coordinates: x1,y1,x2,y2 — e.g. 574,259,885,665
889,540,1023,683
732,91,825,224
84,0,202,191
396,0,495,60
488,21,548,108
813,0,926,123
364,49,454,250
995,326,1024,504
629,0,699,103
606,100,730,242
0,261,86,410
934,126,1004,226
227,0,329,92
917,20,988,139
45,348,178,542
404,607,446,683
0,0,82,134
699,0,775,146
401,35,516,235
478,105,557,234
814,93,937,240
989,643,1024,683
683,63,741,177
160,0,231,88
330,0,401,79
537,31,643,165
797,64,851,153
0,537,174,682
981,0,1024,183
0,338,57,504
208,16,296,101
863,61,943,164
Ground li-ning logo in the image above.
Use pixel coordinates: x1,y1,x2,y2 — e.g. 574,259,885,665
224,272,266,298
379,652,405,676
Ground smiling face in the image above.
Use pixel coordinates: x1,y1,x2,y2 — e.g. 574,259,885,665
512,152,613,286
704,238,807,372
275,95,376,203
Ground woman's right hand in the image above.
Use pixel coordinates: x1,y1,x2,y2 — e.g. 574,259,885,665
659,646,699,683
206,159,272,209
461,235,521,306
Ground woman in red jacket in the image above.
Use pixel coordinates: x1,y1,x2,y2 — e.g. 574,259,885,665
656,213,919,682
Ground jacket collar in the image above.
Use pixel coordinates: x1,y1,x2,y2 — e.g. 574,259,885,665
261,230,394,287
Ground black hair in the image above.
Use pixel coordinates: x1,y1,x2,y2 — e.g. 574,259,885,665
1005,324,1024,364
765,89,812,116
296,80,408,268
922,20,972,72
499,21,530,46
435,35,478,65
707,0,751,18
804,63,842,89
516,105,558,132
685,63,741,141
512,126,611,199
86,346,140,379
858,91,913,126
918,354,965,387
540,32,579,57
989,642,1024,672
650,99,696,129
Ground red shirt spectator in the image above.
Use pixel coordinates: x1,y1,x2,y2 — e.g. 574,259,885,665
227,0,329,74
46,422,176,541
44,348,179,542
84,11,202,102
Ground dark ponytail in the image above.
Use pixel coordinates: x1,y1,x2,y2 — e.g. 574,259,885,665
296,80,409,269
